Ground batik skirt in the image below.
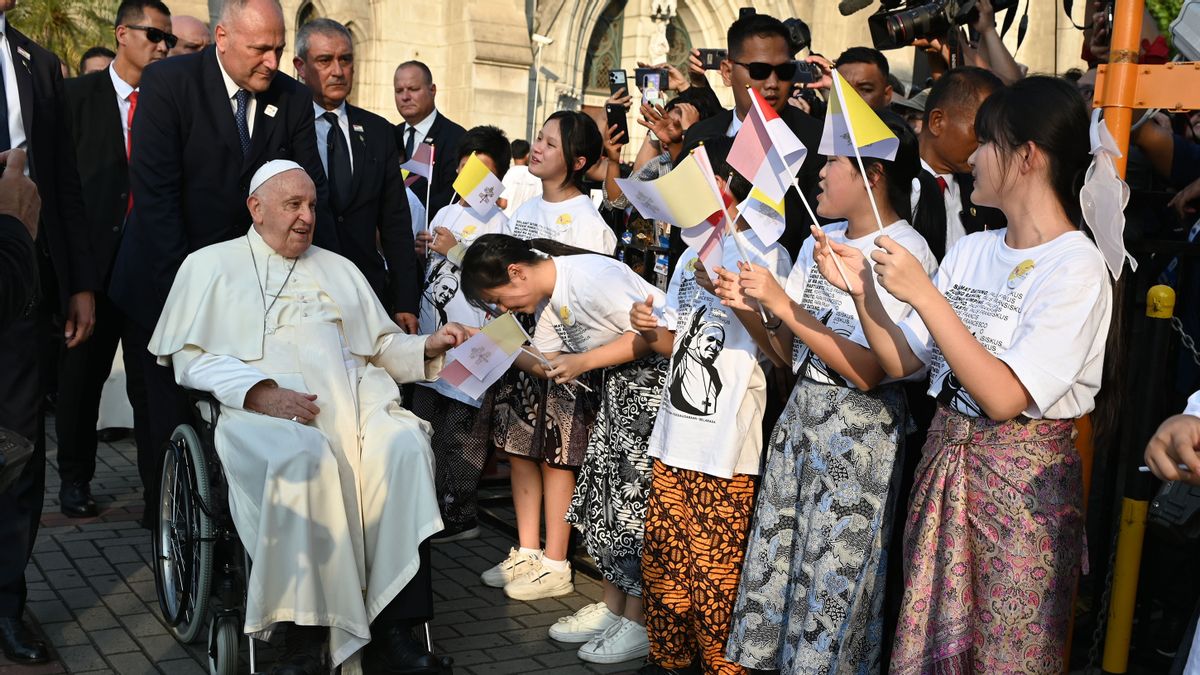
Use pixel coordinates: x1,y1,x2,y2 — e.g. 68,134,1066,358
566,354,668,596
890,405,1082,674
726,377,907,675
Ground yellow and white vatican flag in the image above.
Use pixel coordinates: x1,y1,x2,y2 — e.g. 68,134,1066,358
453,152,505,217
820,70,899,234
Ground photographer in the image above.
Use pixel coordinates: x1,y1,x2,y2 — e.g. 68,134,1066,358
0,149,40,328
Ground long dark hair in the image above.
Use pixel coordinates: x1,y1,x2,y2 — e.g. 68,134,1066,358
852,111,947,258
459,234,596,311
543,111,602,193
973,75,1090,225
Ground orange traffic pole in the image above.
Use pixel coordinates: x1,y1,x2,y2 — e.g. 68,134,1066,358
1097,0,1144,177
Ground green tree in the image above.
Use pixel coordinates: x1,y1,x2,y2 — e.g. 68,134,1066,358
1147,0,1183,41
9,0,119,76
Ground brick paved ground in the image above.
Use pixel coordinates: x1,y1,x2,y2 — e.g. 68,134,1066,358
0,419,644,674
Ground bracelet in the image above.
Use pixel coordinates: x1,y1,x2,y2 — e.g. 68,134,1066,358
762,315,782,331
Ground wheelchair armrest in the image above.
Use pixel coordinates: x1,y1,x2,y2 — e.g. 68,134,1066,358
183,389,222,428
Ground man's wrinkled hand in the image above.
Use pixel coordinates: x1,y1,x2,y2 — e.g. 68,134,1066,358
244,380,320,424
424,321,475,358
1145,413,1200,486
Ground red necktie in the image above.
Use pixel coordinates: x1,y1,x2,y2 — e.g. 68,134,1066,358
936,175,949,195
126,91,138,216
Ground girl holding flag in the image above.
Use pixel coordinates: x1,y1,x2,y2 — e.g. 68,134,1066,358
476,112,616,601
461,233,668,664
714,110,940,673
810,76,1111,673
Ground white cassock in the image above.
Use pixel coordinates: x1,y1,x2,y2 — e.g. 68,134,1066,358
149,228,443,667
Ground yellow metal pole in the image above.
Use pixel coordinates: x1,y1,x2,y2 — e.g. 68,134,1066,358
1101,286,1176,673
1097,0,1145,178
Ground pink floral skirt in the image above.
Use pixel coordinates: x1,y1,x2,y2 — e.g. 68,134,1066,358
891,405,1082,674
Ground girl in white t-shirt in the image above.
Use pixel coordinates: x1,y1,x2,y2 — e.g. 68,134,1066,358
472,113,622,624
409,126,512,545
462,233,667,665
812,77,1112,674
713,114,939,674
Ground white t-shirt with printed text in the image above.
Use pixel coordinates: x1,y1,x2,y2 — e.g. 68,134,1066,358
648,229,792,478
508,194,617,254
532,255,665,356
784,220,937,388
900,229,1112,419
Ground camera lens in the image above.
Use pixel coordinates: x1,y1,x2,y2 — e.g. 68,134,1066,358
885,1,952,47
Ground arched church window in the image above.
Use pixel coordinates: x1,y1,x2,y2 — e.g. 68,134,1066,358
581,0,627,98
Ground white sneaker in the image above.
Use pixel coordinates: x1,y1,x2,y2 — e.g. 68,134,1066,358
577,618,649,664
548,602,620,643
480,548,540,588
503,558,574,600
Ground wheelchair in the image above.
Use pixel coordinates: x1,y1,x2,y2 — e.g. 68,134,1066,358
151,391,452,674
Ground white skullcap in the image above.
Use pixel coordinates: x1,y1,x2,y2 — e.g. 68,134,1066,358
248,159,305,197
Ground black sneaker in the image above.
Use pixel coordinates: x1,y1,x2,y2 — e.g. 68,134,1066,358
429,521,481,544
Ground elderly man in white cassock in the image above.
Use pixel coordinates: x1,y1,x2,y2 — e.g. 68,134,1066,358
149,160,467,675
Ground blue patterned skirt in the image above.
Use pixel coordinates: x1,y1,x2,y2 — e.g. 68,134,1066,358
725,377,907,674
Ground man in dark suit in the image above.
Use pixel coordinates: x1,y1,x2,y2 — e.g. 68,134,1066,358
0,1,91,663
678,12,824,260
58,0,174,521
393,60,464,224
916,66,1007,260
108,0,333,526
295,19,420,333
0,149,39,329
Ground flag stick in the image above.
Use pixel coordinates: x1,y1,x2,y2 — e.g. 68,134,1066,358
521,345,594,392
424,143,435,233
788,177,854,293
832,77,887,236
722,172,772,324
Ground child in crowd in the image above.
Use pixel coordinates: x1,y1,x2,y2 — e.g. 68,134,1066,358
477,112,616,602
409,125,512,543
462,234,667,664
629,169,792,675
714,115,939,673
812,76,1111,674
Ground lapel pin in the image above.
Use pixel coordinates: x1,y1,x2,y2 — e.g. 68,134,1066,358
264,104,278,118
17,46,31,61
352,124,364,133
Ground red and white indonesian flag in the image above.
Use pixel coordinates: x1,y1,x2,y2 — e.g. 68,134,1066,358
400,141,434,181
727,86,808,204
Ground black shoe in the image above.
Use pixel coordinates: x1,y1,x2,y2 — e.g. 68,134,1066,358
0,617,49,664
59,481,98,518
429,521,481,544
365,622,438,675
269,623,327,675
96,428,129,443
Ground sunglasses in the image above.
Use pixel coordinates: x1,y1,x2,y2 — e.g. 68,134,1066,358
124,25,178,49
730,59,797,81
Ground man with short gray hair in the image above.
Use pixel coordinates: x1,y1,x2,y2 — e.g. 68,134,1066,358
295,18,421,332
169,14,210,56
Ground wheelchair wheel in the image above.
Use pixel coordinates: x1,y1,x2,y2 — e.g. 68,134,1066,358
208,614,240,675
154,424,215,644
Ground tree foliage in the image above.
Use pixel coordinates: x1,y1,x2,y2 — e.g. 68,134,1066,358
1147,0,1183,39
8,0,119,76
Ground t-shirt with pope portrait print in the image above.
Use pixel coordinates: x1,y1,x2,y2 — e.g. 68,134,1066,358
648,229,792,479
899,229,1112,419
508,194,618,254
417,202,509,407
784,220,937,388
532,255,666,357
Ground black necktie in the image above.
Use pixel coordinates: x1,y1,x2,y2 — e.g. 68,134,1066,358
0,30,10,152
404,126,416,161
323,111,352,210
234,89,251,156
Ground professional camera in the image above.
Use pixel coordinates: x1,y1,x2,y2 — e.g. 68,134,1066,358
783,17,812,53
867,0,1018,50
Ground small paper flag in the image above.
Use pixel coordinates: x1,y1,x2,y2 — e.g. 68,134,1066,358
453,152,505,217
819,71,898,161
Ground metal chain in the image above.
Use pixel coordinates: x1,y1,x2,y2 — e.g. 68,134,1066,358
1172,317,1200,368
1085,525,1122,673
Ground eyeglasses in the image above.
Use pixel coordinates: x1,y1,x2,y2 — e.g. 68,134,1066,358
730,60,797,81
124,25,178,49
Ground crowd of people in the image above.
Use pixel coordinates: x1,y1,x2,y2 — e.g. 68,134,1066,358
1,0,1199,674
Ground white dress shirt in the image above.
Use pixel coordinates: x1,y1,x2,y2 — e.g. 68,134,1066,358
725,110,743,138
399,108,439,156
912,157,964,252
108,63,137,151
0,14,28,155
216,52,255,137
313,101,353,174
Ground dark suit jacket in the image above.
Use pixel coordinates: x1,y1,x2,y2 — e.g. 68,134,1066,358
954,172,1007,237
109,46,333,331
63,70,128,285
5,25,91,309
395,110,465,222
678,106,825,260
333,105,420,315
0,215,37,327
